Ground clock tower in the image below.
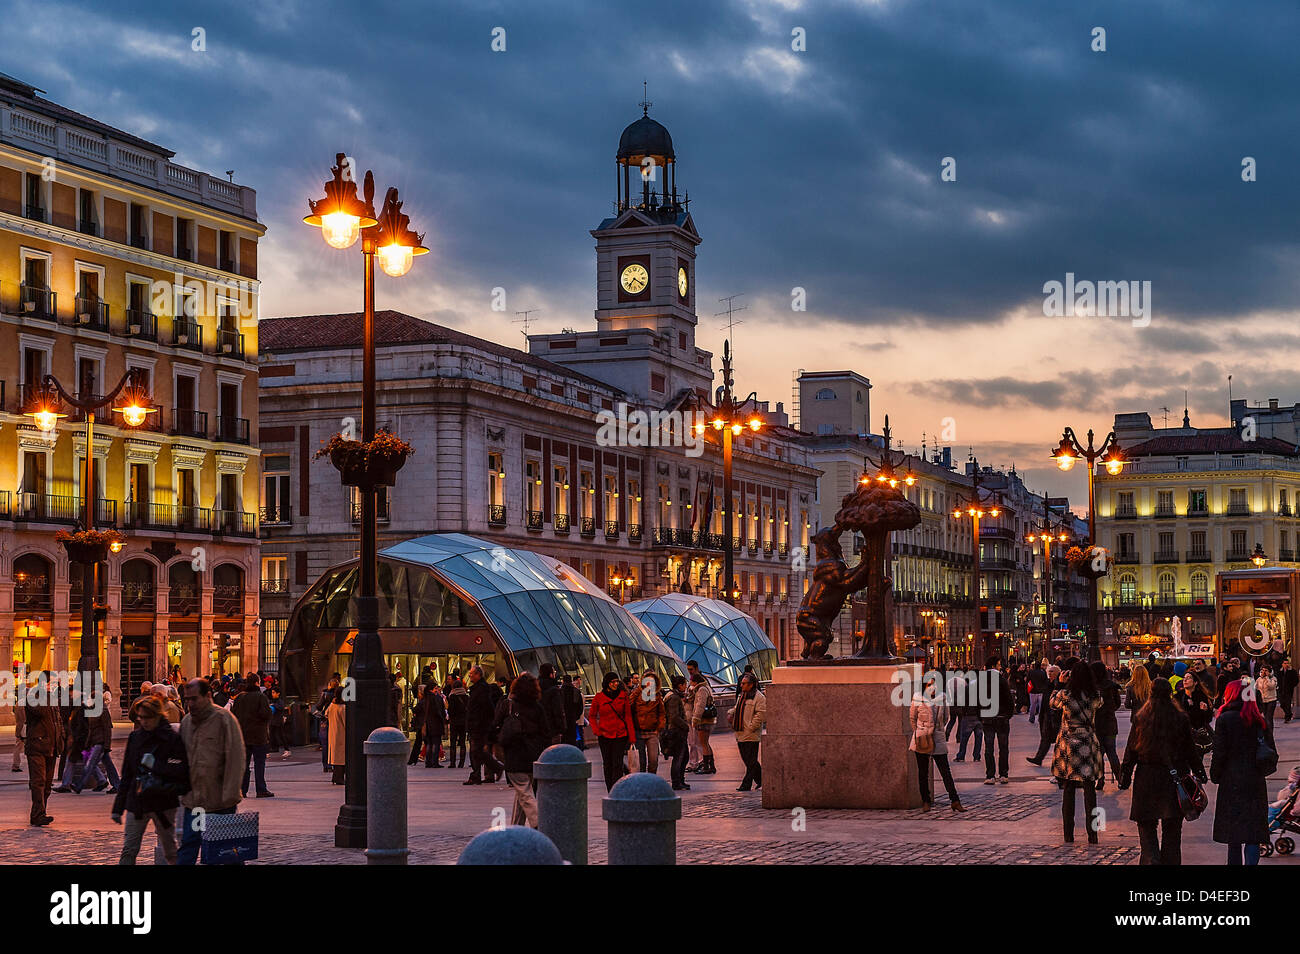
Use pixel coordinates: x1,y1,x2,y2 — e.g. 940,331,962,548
532,104,713,403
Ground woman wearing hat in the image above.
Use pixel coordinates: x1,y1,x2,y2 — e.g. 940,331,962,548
113,696,191,865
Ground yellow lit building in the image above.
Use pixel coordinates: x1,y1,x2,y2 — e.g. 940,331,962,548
0,75,263,713
1095,409,1300,664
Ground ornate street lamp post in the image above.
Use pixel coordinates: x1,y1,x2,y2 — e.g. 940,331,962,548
1026,500,1070,662
305,154,426,849
951,458,999,667
25,370,155,683
1051,427,1125,661
693,340,763,606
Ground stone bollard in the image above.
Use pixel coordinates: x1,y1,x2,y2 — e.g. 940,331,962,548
602,772,681,865
364,726,409,865
457,826,564,865
534,744,592,865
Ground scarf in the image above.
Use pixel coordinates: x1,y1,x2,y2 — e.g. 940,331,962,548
732,686,754,732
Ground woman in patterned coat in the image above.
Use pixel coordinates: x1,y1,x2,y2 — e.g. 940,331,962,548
1051,661,1104,844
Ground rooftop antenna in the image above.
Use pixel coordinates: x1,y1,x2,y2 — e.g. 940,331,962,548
1183,390,1190,428
1159,405,1170,428
716,294,747,355
1228,374,1234,421
513,309,538,342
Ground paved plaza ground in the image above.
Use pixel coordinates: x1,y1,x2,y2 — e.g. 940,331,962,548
2,709,1296,864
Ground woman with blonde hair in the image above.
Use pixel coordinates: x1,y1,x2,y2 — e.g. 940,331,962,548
1126,661,1152,710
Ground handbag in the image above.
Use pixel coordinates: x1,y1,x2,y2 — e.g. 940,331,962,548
1170,768,1208,822
200,811,259,864
1257,730,1279,776
914,729,935,755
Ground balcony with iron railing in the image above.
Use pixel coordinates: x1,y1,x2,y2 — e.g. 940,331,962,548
73,295,109,332
217,328,246,358
173,319,202,351
553,512,570,534
129,229,149,251
1226,549,1251,562
215,416,250,445
78,217,98,238
125,502,212,533
1154,507,1177,519
213,509,256,537
1281,548,1297,562
352,501,391,525
580,517,597,537
488,504,507,527
525,510,543,531
1186,508,1209,518
126,307,157,342
13,494,115,526
1186,549,1212,563
260,578,290,595
1114,507,1138,520
15,582,53,612
628,523,642,542
1153,550,1180,563
1114,551,1141,564
23,201,46,223
1226,504,1251,516
260,505,291,527
605,520,620,540
172,408,208,439
20,284,56,321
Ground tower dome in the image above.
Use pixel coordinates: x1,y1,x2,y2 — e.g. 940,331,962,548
617,114,675,164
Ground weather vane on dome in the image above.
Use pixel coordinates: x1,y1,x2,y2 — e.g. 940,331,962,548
639,80,652,116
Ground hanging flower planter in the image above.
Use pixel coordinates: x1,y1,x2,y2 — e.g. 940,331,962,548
55,528,125,565
1067,545,1111,580
315,430,414,488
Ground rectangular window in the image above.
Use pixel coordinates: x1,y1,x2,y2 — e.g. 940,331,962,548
1231,529,1247,556
552,465,568,517
263,455,290,525
1156,490,1174,514
1187,489,1207,513
1158,531,1174,553
488,452,504,507
1229,488,1248,514
260,618,287,672
580,471,594,519
1116,491,1134,516
526,460,542,512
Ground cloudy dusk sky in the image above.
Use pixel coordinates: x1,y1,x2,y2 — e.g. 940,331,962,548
4,0,1298,506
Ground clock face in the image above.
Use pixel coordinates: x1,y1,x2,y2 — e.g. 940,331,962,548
678,266,688,298
620,263,649,295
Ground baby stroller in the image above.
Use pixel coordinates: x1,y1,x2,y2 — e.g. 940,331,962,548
1262,767,1300,856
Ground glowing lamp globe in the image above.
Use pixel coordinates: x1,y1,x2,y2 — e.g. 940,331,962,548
321,212,362,250
32,409,60,433
377,242,415,277
118,404,149,427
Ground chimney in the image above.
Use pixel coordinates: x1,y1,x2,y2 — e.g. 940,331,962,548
1270,398,1280,411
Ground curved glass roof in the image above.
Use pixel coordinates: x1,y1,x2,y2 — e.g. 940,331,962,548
624,593,778,684
380,534,677,658
283,534,685,698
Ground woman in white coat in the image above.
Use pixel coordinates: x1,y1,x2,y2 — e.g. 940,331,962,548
909,671,966,812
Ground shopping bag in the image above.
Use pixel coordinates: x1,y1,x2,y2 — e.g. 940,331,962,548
200,811,259,864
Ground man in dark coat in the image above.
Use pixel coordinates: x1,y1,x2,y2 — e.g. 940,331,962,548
1026,661,1048,724
421,684,448,767
1210,688,1271,863
446,680,469,768
1279,660,1299,723
980,655,1014,783
24,672,65,826
231,675,274,798
560,674,584,747
463,666,501,784
538,664,565,746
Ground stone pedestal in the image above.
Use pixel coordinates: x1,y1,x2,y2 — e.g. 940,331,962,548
761,662,921,810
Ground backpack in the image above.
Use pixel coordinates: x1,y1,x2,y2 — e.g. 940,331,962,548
498,702,523,749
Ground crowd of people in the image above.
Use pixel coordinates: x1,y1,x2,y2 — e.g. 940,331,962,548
16,668,290,865
908,650,1290,864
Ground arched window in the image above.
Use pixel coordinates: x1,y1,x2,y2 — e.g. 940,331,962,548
815,388,836,400
14,554,52,611
1190,572,1209,600
122,559,156,612
213,563,244,617
168,561,198,616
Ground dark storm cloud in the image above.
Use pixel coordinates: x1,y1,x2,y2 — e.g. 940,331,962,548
0,0,1295,335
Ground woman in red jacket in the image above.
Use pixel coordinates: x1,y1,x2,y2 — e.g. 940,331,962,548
588,672,637,791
